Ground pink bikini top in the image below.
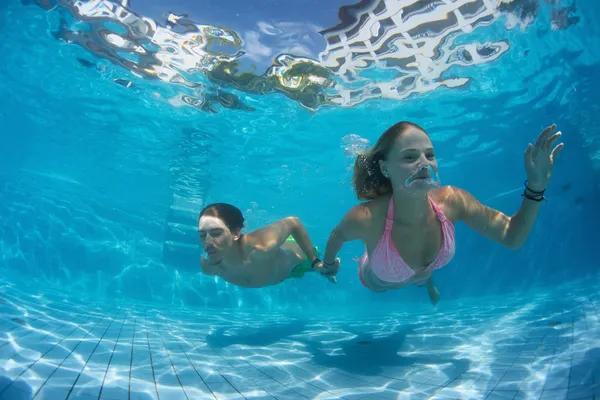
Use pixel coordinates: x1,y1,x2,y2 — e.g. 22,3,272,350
359,196,455,283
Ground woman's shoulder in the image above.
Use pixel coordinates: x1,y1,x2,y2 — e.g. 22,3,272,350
346,196,389,222
335,196,388,239
431,185,471,203
431,185,453,200
430,186,465,222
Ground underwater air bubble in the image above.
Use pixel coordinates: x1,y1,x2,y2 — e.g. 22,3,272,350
404,165,441,188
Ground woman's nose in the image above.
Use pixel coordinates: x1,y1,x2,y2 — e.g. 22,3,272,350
416,156,429,166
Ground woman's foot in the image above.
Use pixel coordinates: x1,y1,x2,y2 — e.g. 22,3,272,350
425,277,440,305
427,284,440,305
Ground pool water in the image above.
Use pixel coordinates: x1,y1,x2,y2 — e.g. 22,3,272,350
1,0,599,399
1,276,599,399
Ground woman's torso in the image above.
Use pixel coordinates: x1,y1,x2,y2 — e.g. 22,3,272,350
358,188,457,291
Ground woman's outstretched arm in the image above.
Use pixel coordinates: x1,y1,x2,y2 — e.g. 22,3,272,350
448,123,563,249
317,204,371,277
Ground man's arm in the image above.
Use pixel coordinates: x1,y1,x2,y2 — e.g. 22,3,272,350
252,217,319,263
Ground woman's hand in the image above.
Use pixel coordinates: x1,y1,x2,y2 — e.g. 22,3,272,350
313,259,340,284
524,124,564,191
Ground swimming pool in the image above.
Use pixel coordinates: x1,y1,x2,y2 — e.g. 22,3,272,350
1,0,599,399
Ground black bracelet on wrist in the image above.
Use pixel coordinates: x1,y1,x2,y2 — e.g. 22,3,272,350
311,258,322,269
522,180,546,202
524,180,545,194
323,259,336,266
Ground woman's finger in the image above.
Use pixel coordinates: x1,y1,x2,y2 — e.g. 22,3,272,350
550,143,564,162
524,143,533,167
545,132,562,152
535,124,556,148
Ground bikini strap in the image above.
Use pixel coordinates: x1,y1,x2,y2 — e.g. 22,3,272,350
428,196,448,222
385,197,394,230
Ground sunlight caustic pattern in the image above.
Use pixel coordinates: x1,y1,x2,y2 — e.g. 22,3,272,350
25,0,578,112
318,0,509,107
1,276,598,399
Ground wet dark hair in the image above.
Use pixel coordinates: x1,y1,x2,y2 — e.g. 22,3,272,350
198,203,245,233
352,121,427,201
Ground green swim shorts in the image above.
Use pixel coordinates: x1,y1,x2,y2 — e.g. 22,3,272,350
285,236,320,279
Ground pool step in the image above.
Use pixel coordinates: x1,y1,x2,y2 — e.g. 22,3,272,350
163,207,201,270
163,129,212,271
163,240,200,272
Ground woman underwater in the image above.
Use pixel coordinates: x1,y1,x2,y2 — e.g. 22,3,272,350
315,121,563,304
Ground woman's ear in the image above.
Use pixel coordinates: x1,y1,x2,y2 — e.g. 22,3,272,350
378,159,389,178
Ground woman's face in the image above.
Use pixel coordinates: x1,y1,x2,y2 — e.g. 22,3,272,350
379,126,439,193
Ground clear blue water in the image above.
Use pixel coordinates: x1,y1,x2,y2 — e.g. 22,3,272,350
0,0,599,399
